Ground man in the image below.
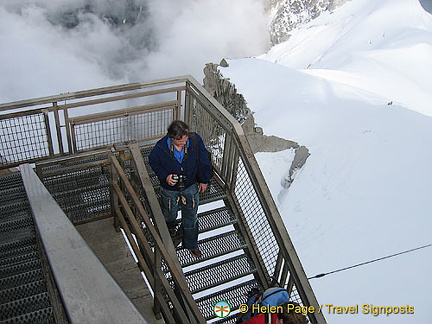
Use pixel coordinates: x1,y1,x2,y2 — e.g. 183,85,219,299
149,120,212,258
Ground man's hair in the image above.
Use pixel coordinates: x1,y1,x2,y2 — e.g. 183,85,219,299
167,120,189,139
277,302,309,324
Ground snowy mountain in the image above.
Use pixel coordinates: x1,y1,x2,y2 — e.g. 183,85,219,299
218,0,432,323
1,0,432,323
267,0,347,45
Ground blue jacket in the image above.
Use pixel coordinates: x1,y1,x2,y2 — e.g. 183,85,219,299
148,132,212,191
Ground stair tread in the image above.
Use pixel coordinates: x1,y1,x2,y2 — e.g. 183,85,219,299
0,227,35,246
0,280,47,305
0,292,51,318
185,254,256,294
0,306,55,323
0,269,45,291
0,243,38,263
198,206,237,234
177,230,247,267
0,172,23,190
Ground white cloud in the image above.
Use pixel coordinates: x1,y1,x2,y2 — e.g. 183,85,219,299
0,0,269,103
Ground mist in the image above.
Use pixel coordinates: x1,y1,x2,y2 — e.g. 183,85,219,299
0,0,270,103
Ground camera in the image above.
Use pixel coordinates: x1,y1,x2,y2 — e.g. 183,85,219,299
172,174,187,191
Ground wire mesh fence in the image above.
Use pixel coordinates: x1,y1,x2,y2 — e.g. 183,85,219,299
0,112,51,164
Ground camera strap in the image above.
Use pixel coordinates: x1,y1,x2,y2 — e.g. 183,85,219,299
169,138,188,163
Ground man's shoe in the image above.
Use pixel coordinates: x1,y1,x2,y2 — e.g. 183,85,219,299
190,249,202,258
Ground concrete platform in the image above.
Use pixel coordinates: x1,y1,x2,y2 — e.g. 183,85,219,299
76,217,164,324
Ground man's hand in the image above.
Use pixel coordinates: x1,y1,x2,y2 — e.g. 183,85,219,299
166,174,178,187
198,183,208,193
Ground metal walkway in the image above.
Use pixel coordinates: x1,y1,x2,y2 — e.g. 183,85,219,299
0,76,326,323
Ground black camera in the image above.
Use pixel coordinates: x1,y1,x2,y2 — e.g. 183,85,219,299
172,175,187,190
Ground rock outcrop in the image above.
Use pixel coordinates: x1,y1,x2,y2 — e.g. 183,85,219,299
266,0,348,45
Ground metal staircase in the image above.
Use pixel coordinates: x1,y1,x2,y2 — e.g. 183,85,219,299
0,76,326,324
140,145,261,322
0,172,66,324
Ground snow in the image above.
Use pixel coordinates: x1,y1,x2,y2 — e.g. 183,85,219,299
221,0,432,323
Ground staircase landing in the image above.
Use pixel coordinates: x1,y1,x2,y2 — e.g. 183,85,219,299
76,217,163,324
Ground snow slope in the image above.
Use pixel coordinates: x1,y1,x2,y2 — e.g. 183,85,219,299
220,0,432,323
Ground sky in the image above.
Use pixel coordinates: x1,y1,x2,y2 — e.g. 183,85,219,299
220,0,432,323
2,0,431,323
0,0,269,103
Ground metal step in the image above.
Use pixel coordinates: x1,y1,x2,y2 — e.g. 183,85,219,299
185,254,256,294
45,182,110,223
0,242,38,266
0,203,30,220
198,206,237,234
0,280,48,304
0,293,52,322
0,251,40,271
0,172,64,323
0,306,55,324
0,187,26,206
42,167,109,193
40,164,111,222
0,227,34,247
0,214,33,234
0,269,45,291
196,279,260,321
0,259,42,279
176,231,247,267
0,173,23,191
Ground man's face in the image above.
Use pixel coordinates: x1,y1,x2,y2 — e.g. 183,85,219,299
173,134,189,148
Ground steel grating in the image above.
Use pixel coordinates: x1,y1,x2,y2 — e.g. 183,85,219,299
0,269,45,291
176,231,247,267
0,307,55,324
0,172,65,323
198,206,237,233
0,216,34,234
234,158,279,277
0,259,42,279
0,112,50,165
0,243,38,265
0,188,26,206
0,227,35,248
41,166,111,223
0,292,52,321
0,280,47,305
185,255,256,294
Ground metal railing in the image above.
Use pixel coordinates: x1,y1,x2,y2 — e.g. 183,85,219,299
184,78,325,323
108,145,205,323
1,76,325,323
19,164,148,324
0,77,186,167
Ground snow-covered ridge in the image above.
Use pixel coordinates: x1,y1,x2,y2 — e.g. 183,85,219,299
263,0,432,116
219,0,432,323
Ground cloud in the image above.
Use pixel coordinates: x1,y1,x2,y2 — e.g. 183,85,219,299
0,0,269,103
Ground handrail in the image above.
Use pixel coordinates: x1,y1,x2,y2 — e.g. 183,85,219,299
19,163,148,324
108,147,206,323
